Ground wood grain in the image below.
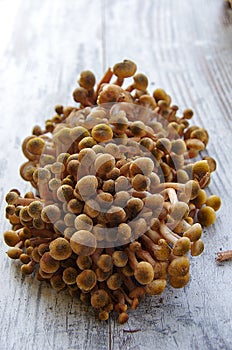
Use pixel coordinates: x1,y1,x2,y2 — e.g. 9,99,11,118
0,0,232,349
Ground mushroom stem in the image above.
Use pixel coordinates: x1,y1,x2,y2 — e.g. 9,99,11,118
145,229,162,244
125,246,139,270
96,68,113,95
113,290,127,313
119,287,133,306
216,250,232,262
30,228,55,238
113,77,124,86
180,221,202,242
18,197,41,206
153,182,185,193
164,188,178,204
135,246,157,266
27,237,54,247
160,224,178,245
140,235,171,261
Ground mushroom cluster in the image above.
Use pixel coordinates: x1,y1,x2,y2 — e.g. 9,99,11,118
3,60,221,324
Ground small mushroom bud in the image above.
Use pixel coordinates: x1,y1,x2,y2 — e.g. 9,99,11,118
92,124,113,142
118,312,129,324
112,250,128,267
130,157,154,176
197,206,216,227
96,268,112,282
76,255,92,270
41,205,61,224
132,174,150,191
57,185,73,203
50,275,66,292
191,239,204,256
28,201,43,218
205,195,221,212
98,310,109,321
75,175,98,198
168,256,190,277
76,269,97,292
97,192,114,209
169,272,190,289
192,160,210,183
117,223,132,242
94,154,115,175
139,95,157,109
113,59,137,86
40,252,60,273
106,273,123,290
49,238,72,261
74,214,93,231
145,279,167,295
68,199,84,215
73,87,90,106
70,230,97,256
184,180,201,200
20,253,31,264
3,230,20,247
191,189,207,208
97,254,113,272
26,137,45,155
130,121,147,137
109,111,129,134
126,73,148,92
78,136,96,150
7,247,23,259
203,156,217,172
134,262,154,285
21,261,36,275
125,198,144,217
153,88,170,104
170,201,189,221
84,199,100,218
183,223,202,242
106,206,126,226
78,70,96,90
91,289,109,309
62,267,78,285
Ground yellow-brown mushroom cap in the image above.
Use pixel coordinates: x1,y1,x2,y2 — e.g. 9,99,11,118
49,238,72,261
76,269,97,292
197,206,216,227
113,59,137,79
40,252,60,274
70,230,97,256
134,262,154,285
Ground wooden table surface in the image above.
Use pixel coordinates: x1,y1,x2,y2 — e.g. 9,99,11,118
0,1,232,349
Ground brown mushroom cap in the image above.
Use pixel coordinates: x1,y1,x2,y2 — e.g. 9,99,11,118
70,230,97,256
40,252,60,274
76,269,97,292
168,256,190,277
49,238,72,261
91,289,109,309
197,206,216,227
134,262,154,285
113,60,137,79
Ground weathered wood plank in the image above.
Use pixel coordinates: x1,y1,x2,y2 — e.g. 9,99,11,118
0,1,108,350
104,0,232,349
0,0,232,349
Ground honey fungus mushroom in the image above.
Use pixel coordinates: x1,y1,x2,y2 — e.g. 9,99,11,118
2,60,222,325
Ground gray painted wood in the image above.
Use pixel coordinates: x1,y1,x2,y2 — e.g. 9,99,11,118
0,0,232,349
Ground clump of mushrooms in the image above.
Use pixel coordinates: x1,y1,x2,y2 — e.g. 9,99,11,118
3,59,221,324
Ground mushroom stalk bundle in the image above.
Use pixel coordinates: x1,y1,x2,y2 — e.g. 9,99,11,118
3,60,221,324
